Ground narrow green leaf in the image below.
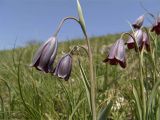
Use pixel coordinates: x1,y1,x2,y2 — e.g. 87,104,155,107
133,86,142,120
57,80,73,114
69,98,85,120
79,61,90,89
147,79,160,116
78,59,92,113
0,95,5,119
156,98,160,120
98,101,113,120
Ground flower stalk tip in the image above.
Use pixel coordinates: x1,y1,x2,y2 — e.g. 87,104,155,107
77,0,87,37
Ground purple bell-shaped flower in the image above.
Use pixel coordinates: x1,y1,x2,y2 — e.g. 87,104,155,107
151,16,160,35
31,36,58,73
53,54,72,80
103,39,126,68
127,30,143,50
126,30,150,52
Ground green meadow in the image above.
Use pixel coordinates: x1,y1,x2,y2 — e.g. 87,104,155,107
0,31,159,120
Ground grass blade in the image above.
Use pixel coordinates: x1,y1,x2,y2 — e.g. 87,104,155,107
98,101,113,120
133,86,142,120
78,59,92,113
147,79,160,118
69,98,85,120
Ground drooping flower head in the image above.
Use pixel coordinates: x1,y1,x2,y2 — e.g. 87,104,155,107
132,15,144,29
53,54,72,80
126,30,150,52
151,16,160,35
103,39,126,68
30,36,58,73
127,30,143,50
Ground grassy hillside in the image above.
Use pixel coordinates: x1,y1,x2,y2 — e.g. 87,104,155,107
0,32,160,120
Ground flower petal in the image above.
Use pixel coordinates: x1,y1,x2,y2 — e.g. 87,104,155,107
115,39,125,62
47,38,58,72
132,15,144,29
108,40,119,59
127,30,143,49
151,16,160,35
31,38,51,67
38,37,57,72
54,54,72,80
119,60,126,68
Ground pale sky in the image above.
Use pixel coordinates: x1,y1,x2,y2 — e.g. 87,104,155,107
0,0,160,49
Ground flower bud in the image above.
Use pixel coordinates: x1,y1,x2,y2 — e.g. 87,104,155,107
132,15,144,29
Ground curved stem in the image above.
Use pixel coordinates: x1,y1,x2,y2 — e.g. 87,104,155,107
143,12,156,26
54,15,96,119
17,52,35,117
53,16,80,37
77,45,89,57
139,2,155,19
69,45,89,57
122,32,146,119
121,32,134,40
121,32,141,53
69,46,78,55
144,12,155,19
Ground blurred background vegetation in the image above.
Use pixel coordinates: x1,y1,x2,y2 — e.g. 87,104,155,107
0,32,159,120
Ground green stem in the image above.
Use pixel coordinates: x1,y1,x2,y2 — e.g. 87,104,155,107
139,50,146,120
54,16,96,119
122,31,146,120
78,22,97,118
17,52,38,118
149,31,158,86
103,64,108,90
53,16,79,37
69,45,89,57
85,34,96,120
0,95,5,119
153,35,158,83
